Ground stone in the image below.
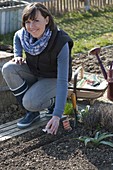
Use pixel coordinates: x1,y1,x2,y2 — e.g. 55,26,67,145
0,51,17,111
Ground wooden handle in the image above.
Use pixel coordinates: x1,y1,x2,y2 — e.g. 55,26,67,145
71,93,76,109
80,64,84,79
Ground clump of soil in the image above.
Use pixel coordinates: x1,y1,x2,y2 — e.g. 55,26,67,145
82,101,113,131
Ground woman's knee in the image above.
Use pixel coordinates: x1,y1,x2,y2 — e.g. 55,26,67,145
22,92,47,111
22,93,37,111
22,92,55,112
2,61,15,76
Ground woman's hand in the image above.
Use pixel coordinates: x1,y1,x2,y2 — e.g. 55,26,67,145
12,57,25,65
45,116,60,135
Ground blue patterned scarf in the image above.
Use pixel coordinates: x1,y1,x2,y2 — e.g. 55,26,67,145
20,28,52,56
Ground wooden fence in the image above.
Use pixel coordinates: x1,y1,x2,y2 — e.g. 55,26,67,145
1,0,113,13
0,0,113,34
41,0,113,14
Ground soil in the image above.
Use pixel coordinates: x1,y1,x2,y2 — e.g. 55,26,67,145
0,45,113,170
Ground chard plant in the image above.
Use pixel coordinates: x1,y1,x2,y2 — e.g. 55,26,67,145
76,131,113,147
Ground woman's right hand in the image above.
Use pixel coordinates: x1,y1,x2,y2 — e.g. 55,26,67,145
12,57,25,65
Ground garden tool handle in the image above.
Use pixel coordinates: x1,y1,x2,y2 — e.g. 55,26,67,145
73,65,84,80
71,93,76,109
95,53,107,80
71,91,77,128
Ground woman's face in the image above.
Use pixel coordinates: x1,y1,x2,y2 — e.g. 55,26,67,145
25,10,49,38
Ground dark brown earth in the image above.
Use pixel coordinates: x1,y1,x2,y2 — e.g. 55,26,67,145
0,45,113,170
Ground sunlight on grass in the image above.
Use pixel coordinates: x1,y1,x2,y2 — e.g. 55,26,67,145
55,7,113,55
73,33,113,53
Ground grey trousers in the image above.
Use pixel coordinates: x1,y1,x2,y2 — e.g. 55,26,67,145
2,61,57,112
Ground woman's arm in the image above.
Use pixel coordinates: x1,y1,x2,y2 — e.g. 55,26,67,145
13,30,23,57
45,42,70,134
53,42,69,118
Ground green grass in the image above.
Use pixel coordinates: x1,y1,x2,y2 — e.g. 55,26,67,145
0,32,14,46
54,7,113,55
1,6,113,56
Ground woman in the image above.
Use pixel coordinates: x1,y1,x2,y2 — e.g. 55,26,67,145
2,2,73,135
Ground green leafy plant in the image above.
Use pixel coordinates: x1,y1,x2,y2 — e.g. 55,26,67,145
64,101,73,115
76,131,113,147
78,105,90,122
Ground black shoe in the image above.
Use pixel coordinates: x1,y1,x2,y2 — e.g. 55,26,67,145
45,109,53,117
46,103,55,117
17,111,40,129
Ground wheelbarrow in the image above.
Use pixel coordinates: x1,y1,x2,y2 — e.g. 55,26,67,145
68,54,108,127
68,65,108,101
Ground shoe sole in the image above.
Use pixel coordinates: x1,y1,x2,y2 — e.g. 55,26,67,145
17,115,40,129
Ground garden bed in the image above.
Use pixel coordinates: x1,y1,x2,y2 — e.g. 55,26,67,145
0,45,113,169
0,118,113,170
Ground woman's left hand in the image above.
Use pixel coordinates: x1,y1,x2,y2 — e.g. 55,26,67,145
12,57,25,65
45,116,60,135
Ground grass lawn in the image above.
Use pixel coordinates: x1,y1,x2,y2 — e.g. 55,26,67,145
1,6,113,56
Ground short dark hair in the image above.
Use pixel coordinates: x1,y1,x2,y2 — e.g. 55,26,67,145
22,2,55,31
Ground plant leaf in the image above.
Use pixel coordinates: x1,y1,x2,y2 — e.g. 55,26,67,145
86,105,90,112
100,141,113,147
84,138,92,146
94,131,100,140
76,136,87,142
98,134,113,142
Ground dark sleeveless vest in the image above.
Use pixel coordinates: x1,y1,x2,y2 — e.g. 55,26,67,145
25,25,73,82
